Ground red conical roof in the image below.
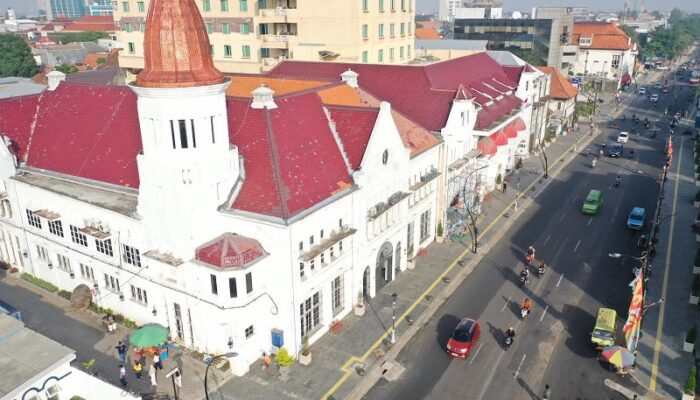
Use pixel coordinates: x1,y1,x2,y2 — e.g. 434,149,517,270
137,0,224,88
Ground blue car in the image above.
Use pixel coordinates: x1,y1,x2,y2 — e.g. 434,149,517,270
627,207,646,230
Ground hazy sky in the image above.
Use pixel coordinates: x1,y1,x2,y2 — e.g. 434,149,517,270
417,0,700,13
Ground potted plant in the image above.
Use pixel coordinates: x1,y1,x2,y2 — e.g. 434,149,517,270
275,347,294,379
695,249,700,274
691,276,700,305
684,365,697,400
495,173,502,191
407,244,416,270
298,335,312,365
514,158,522,174
436,221,445,243
354,292,365,317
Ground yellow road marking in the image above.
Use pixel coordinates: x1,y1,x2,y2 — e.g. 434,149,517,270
649,136,683,390
322,136,586,400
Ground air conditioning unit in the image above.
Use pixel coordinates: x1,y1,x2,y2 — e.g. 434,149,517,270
367,207,378,218
341,224,350,232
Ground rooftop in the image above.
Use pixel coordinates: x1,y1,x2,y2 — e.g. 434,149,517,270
415,28,442,40
536,66,578,99
573,22,634,51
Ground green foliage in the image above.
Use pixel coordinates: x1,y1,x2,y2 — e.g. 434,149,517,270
437,221,444,237
55,31,110,44
507,47,546,66
695,248,700,266
495,173,502,185
669,8,684,25
643,14,700,59
123,318,138,329
693,275,700,297
57,290,72,300
98,306,114,316
70,397,87,400
0,261,10,270
20,273,58,292
515,158,523,170
575,102,595,117
275,348,294,367
82,358,96,373
55,64,78,74
619,25,640,47
0,34,38,78
685,365,697,395
96,57,106,64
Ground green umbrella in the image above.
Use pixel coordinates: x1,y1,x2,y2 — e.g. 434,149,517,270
129,324,169,348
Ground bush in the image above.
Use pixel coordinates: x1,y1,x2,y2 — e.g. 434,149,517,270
0,261,10,270
275,348,294,367
123,318,138,329
87,302,99,313
70,396,87,400
688,324,698,344
693,275,700,297
685,365,697,395
9,267,18,274
515,158,523,170
20,273,58,292
437,221,444,237
57,290,72,300
495,173,502,185
113,313,125,323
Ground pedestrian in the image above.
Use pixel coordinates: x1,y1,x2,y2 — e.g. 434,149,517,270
107,315,117,333
115,341,127,363
149,364,157,388
502,181,507,193
119,364,128,387
262,352,272,374
132,360,143,380
542,384,551,400
153,350,163,370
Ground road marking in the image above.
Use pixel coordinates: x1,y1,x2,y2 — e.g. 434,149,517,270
587,217,593,226
608,183,613,190
514,354,527,379
574,239,581,252
544,235,551,245
650,136,683,390
501,296,511,312
469,343,484,365
560,213,566,222
540,305,549,322
572,195,578,203
556,273,564,287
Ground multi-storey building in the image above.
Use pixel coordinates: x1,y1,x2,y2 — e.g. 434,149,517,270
49,0,86,19
115,0,415,73
439,0,501,22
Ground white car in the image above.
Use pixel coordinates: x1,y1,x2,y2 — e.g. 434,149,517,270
617,132,629,143
638,87,647,95
656,65,670,70
650,94,659,102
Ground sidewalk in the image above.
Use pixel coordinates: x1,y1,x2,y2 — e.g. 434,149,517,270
216,106,622,400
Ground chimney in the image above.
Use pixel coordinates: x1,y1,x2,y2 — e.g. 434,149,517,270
46,70,66,91
251,84,277,109
340,69,359,88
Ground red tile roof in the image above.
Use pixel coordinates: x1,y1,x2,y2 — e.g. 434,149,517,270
329,106,379,170
63,16,117,32
227,92,353,218
269,53,521,132
536,66,578,100
573,22,633,51
195,233,266,269
415,28,442,40
0,95,40,161
416,21,443,30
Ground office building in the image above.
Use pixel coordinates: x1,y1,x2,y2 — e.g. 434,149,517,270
50,0,86,19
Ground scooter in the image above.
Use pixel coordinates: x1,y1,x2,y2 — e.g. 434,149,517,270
519,274,529,287
615,178,621,188
520,307,530,319
504,335,513,349
537,265,546,276
524,253,533,265
591,159,597,168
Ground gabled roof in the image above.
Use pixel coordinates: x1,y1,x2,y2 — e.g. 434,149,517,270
573,22,633,51
415,28,442,40
269,53,521,132
195,233,267,269
227,92,353,219
536,66,578,100
328,106,379,170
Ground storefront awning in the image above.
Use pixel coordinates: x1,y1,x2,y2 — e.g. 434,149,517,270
477,137,497,156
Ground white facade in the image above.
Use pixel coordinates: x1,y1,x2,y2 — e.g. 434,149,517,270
574,47,637,83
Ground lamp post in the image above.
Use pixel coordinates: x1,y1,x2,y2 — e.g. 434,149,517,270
584,50,589,76
460,164,488,253
204,352,237,400
390,292,398,344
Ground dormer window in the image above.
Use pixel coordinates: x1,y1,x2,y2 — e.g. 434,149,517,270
579,37,592,46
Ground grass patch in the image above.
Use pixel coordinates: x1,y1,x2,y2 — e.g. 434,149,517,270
20,273,58,293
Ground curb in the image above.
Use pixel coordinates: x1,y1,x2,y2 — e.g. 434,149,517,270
343,128,603,400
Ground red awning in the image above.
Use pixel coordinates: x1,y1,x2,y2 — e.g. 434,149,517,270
512,117,527,131
505,124,518,138
490,129,509,146
477,137,497,156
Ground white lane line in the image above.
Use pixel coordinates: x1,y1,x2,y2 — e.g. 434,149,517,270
587,217,593,226
539,305,549,322
476,345,508,400
574,239,581,252
469,343,484,365
608,183,613,190
572,195,579,203
560,213,566,222
556,273,564,287
514,354,527,379
544,235,551,245
501,296,511,312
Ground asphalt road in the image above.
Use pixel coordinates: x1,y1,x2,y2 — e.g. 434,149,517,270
364,69,696,400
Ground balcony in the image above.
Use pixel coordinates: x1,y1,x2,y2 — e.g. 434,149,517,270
261,56,286,71
409,167,440,192
257,7,299,23
261,34,295,49
367,191,411,221
299,226,357,262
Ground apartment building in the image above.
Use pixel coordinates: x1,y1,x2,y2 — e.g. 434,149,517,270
115,0,415,73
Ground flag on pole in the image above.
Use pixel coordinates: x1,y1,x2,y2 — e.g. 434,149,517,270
667,136,673,156
624,269,644,353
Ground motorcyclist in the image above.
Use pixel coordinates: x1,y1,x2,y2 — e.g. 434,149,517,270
586,147,591,157
527,246,535,256
520,268,530,278
505,327,516,338
615,175,621,186
592,157,597,168
629,149,635,159
521,299,532,314
602,140,607,149
538,260,546,273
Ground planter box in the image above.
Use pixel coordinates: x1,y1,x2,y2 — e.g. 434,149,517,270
436,236,444,244
354,304,365,317
407,259,416,270
683,340,695,353
682,392,695,400
298,352,311,366
690,294,699,305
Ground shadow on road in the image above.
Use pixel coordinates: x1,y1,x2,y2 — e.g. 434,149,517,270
435,314,460,349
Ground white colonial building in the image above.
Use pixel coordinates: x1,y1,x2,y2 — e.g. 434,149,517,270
0,0,541,377
572,21,638,87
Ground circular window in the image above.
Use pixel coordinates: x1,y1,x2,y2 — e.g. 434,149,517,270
382,150,389,165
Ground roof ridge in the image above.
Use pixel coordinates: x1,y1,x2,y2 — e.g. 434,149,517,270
325,104,380,112
262,110,290,217
22,90,45,165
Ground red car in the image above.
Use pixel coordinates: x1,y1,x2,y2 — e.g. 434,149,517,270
661,85,669,93
446,318,481,358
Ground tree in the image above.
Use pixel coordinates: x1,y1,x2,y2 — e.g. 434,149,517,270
619,25,640,47
669,8,683,25
651,10,662,19
508,48,546,66
0,34,38,78
55,64,79,74
55,31,110,45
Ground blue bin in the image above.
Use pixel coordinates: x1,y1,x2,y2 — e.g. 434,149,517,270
271,328,284,348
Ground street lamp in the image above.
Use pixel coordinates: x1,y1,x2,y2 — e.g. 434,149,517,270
204,352,237,400
459,164,488,253
390,292,398,344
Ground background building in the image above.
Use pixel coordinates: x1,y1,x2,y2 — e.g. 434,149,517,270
50,0,86,19
87,0,117,16
439,0,501,22
115,0,415,74
572,21,637,89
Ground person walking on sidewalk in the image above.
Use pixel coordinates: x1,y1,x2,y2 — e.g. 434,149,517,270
262,352,272,374
115,341,127,363
153,349,163,370
502,181,507,193
132,360,143,380
119,364,128,387
542,384,551,400
149,364,157,388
